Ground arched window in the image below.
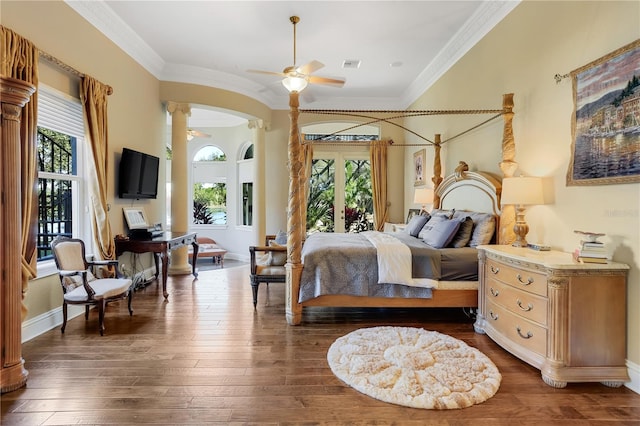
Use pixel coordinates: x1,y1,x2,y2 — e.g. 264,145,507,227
192,145,227,225
243,143,254,160
238,142,254,226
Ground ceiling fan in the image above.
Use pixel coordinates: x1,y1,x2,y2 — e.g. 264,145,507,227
186,129,211,141
247,16,346,93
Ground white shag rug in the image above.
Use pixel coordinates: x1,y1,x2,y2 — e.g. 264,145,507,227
327,326,501,409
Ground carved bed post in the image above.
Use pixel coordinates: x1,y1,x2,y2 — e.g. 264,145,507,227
431,134,443,209
498,93,517,244
285,91,303,325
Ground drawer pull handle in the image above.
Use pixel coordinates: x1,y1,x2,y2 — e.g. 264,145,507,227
517,274,533,285
489,310,499,320
490,287,499,297
490,265,500,274
516,299,533,312
516,326,533,339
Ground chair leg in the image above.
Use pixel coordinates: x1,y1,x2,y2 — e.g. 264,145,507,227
85,305,90,320
98,300,106,336
128,290,133,316
251,279,259,309
61,302,68,333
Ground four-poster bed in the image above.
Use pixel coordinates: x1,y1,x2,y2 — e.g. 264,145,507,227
284,94,517,325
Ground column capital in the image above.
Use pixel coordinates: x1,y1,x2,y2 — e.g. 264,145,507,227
248,119,270,131
166,102,191,116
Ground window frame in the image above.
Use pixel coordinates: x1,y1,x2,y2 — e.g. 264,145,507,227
36,85,88,276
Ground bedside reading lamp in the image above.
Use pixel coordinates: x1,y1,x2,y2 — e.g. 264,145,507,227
501,176,544,247
414,188,434,214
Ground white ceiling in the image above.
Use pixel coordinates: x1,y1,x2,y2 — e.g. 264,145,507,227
67,0,519,123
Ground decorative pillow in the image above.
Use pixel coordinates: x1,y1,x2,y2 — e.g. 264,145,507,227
275,230,287,245
404,214,430,237
448,216,474,248
62,270,96,290
451,210,496,247
430,208,455,219
419,215,462,249
267,241,287,266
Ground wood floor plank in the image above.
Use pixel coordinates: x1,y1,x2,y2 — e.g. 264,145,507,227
2,264,639,425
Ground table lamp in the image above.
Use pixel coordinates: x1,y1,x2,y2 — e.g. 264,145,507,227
414,188,434,214
501,176,544,247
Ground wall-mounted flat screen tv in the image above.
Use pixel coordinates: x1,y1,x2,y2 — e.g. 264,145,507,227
118,148,159,199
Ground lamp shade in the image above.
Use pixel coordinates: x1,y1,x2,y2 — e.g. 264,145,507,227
414,187,434,205
282,75,308,92
501,176,544,205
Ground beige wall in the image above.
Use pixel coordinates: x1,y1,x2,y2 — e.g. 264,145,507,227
405,1,640,367
2,1,166,321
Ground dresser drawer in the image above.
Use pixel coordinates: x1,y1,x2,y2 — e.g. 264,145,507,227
485,278,548,326
485,299,547,358
486,258,547,297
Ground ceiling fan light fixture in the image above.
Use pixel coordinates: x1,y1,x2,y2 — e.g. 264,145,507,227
282,75,308,93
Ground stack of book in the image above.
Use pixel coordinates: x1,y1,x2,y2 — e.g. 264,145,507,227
573,240,608,264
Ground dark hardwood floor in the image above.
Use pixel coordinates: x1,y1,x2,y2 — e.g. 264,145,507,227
2,264,639,425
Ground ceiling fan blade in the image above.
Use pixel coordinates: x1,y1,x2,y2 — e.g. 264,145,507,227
246,69,286,77
296,60,324,75
308,75,346,88
187,129,211,139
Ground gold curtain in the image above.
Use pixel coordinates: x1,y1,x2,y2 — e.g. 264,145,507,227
1,26,39,319
370,140,389,231
80,77,115,260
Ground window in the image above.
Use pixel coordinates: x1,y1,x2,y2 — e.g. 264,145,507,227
36,87,85,261
242,182,253,226
239,143,254,226
192,145,227,225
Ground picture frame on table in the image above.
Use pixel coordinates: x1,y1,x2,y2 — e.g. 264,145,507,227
123,207,149,230
406,208,421,223
413,149,426,186
567,39,640,186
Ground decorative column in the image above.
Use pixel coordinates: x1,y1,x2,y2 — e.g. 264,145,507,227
285,92,304,325
248,119,267,244
499,93,517,245
166,102,193,275
1,76,36,394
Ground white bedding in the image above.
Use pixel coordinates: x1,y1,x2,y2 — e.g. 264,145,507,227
361,231,435,289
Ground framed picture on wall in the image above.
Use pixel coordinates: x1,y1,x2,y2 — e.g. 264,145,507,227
413,149,426,186
567,39,640,186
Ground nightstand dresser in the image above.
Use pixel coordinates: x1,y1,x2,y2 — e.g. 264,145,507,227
474,245,629,388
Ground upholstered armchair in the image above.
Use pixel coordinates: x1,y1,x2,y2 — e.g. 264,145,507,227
51,236,134,335
249,234,287,308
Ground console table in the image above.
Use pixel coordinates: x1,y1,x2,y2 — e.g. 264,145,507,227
115,232,199,299
474,245,629,388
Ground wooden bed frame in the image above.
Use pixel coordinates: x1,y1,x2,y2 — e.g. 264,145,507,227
284,94,517,325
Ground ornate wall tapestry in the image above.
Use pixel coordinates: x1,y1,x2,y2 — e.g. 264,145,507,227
567,39,640,186
413,149,426,186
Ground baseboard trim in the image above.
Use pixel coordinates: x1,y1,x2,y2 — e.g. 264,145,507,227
626,359,640,394
22,305,85,342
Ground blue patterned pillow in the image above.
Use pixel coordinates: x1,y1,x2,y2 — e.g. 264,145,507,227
405,214,430,237
419,215,462,248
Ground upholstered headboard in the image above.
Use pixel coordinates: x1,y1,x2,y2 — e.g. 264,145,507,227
435,170,502,216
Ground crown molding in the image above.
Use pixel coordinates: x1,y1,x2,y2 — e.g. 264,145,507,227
65,0,520,111
401,0,521,107
65,0,165,77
